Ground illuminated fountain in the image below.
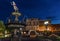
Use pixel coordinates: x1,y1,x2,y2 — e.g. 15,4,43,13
11,1,21,22
5,1,26,38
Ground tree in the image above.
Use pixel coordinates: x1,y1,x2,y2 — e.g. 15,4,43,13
0,21,5,38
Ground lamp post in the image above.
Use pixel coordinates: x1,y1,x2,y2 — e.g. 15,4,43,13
44,21,49,31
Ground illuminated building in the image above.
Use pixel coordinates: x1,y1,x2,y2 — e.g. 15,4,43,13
25,18,60,33
26,18,39,30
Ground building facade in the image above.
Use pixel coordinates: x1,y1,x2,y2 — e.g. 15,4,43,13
25,18,60,32
26,18,39,30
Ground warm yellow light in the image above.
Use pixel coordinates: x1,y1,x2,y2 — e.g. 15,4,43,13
47,28,50,30
24,32,26,34
5,34,11,37
44,21,49,25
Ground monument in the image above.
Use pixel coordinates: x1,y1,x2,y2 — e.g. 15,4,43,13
5,1,26,38
11,1,21,22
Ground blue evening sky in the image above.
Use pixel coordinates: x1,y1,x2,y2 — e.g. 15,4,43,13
0,0,60,24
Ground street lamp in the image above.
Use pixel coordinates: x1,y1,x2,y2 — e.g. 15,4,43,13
44,21,49,25
44,21,49,31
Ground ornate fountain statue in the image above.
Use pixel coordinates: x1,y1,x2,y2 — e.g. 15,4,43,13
11,1,21,22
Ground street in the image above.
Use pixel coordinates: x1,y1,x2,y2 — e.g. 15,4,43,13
0,37,53,41
0,35,59,41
